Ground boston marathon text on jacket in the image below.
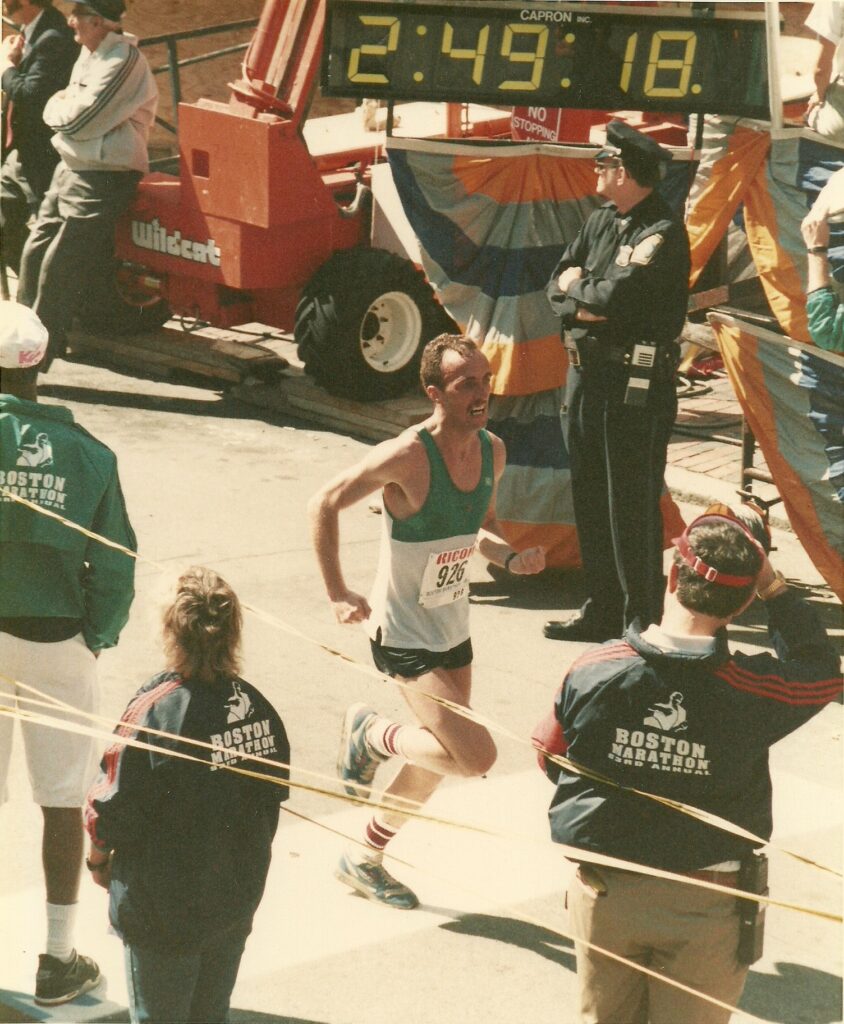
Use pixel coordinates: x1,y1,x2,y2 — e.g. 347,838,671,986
86,671,291,952
546,190,690,347
542,591,842,872
0,394,135,651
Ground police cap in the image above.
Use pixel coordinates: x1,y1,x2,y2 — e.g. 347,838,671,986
596,120,671,183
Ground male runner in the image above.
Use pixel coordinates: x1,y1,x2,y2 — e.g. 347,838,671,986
310,334,545,908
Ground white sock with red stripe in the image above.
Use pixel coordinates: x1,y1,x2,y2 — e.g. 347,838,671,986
356,814,400,864
365,716,407,760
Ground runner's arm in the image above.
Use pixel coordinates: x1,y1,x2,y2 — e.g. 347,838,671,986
308,436,417,623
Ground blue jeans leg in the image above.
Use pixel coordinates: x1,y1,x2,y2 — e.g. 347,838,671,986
124,932,248,1024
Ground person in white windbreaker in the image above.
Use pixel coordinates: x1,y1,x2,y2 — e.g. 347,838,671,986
17,0,156,366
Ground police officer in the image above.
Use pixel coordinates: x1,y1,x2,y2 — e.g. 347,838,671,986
544,121,690,644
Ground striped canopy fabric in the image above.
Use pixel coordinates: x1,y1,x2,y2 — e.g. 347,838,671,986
386,138,686,567
710,313,843,600
686,118,844,342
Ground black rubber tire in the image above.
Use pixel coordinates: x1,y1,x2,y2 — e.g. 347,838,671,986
295,248,456,401
78,259,171,336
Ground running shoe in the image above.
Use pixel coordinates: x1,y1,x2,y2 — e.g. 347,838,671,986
337,703,385,798
35,949,102,1006
336,852,419,910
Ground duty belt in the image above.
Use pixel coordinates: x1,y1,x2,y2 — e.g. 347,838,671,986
564,335,677,380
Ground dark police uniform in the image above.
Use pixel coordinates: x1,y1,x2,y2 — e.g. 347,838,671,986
546,123,690,639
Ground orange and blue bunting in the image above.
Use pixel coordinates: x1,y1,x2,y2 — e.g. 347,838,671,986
711,313,843,601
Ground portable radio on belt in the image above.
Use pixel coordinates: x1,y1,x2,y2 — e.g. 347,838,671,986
624,342,658,407
737,851,768,965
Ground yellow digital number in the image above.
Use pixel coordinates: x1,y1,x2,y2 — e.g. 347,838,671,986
442,21,490,86
643,30,697,97
347,15,400,85
498,24,548,91
619,32,637,93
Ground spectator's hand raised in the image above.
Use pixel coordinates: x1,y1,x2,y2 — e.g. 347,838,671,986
801,210,831,250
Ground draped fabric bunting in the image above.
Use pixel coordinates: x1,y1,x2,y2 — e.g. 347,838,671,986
386,138,685,568
710,313,843,601
686,118,844,342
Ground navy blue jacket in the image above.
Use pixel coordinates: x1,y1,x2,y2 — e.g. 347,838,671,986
539,591,841,872
86,671,290,951
1,5,78,195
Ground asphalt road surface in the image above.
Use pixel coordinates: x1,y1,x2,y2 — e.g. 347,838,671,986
1,358,841,1024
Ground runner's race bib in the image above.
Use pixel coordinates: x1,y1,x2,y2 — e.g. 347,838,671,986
418,544,474,608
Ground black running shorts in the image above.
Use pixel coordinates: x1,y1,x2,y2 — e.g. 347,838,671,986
370,628,473,679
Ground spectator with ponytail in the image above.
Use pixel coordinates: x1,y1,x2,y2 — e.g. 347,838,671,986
84,566,290,1024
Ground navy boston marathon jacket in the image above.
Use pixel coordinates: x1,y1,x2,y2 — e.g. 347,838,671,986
535,589,842,873
86,671,290,951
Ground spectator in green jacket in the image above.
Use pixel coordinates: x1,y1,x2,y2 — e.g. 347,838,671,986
801,172,844,354
0,300,136,1007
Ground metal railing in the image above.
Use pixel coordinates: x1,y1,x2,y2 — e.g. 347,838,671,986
138,18,259,138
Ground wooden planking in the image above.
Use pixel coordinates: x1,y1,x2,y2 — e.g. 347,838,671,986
67,321,287,384
232,376,429,442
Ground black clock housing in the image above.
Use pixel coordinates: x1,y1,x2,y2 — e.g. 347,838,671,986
322,1,769,119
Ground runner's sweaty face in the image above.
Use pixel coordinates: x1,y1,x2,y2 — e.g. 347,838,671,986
435,349,492,430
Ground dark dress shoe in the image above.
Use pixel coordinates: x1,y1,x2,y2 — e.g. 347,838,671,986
543,615,618,643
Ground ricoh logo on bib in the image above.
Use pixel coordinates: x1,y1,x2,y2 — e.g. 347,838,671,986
131,218,221,267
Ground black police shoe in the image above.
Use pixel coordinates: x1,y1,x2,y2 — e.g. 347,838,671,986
542,615,618,644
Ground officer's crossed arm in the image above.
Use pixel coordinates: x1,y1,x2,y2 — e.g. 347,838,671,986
563,223,684,327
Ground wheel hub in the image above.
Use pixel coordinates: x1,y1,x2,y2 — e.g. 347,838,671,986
358,291,422,374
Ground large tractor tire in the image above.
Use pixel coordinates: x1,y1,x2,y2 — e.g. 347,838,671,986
78,259,171,335
295,248,456,402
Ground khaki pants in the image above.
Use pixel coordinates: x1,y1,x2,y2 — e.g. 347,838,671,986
566,865,749,1024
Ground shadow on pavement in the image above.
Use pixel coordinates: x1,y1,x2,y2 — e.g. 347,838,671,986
470,565,585,613
0,990,330,1024
740,961,844,1023
439,912,576,972
39,382,248,421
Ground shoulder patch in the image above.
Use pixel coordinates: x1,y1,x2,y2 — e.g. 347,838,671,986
630,233,664,266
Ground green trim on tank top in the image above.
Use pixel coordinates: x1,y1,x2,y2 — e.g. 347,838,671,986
390,428,494,543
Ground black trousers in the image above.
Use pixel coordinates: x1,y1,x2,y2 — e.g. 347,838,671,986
18,163,141,359
0,149,56,275
563,361,677,634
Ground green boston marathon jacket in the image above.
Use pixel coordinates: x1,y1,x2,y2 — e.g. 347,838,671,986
0,395,136,651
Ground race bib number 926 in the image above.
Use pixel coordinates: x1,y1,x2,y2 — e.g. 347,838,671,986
418,545,474,609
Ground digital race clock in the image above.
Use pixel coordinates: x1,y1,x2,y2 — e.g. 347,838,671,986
322,1,769,119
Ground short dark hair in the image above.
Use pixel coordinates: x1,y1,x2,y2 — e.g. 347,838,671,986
419,334,478,390
674,521,761,618
0,364,39,392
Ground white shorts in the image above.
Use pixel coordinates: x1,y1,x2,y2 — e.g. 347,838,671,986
0,631,99,808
